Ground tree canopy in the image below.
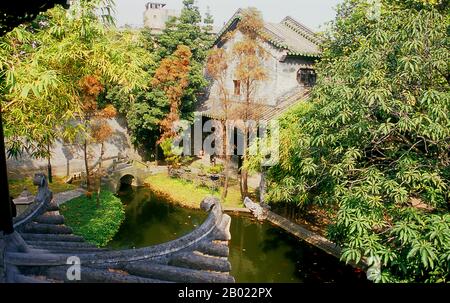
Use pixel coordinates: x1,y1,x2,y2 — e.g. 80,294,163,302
106,0,214,156
149,0,214,118
249,0,449,282
0,0,152,158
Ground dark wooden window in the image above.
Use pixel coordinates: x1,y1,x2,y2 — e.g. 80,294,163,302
233,80,241,96
297,68,317,87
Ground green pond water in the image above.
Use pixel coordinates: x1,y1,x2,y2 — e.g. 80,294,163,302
108,186,365,283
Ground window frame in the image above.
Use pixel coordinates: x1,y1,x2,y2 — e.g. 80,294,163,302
297,68,317,87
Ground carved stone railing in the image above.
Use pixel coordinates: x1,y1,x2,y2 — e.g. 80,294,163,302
13,173,53,230
2,173,234,283
244,197,269,221
51,196,231,265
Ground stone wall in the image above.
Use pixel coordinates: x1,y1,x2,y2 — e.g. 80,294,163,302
6,116,143,179
209,31,315,107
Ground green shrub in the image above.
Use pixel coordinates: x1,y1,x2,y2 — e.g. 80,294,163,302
249,0,450,282
207,164,224,175
60,190,125,247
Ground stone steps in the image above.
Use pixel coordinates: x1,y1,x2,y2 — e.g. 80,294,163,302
30,246,107,254
3,185,235,283
34,214,65,225
44,266,169,283
5,252,70,266
168,252,231,273
27,240,98,249
122,262,235,283
21,223,73,235
13,274,53,283
20,233,85,243
195,241,229,258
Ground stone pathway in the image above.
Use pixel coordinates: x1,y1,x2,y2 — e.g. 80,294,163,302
53,189,85,206
266,211,367,270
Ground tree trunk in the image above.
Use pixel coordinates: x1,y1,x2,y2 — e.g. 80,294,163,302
240,127,249,199
221,155,230,202
221,122,230,202
66,158,70,178
155,141,159,166
47,142,53,184
96,142,104,208
240,80,251,200
259,168,266,204
241,168,248,198
83,139,90,192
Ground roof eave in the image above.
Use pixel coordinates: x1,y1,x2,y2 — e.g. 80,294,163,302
286,51,321,59
211,9,243,46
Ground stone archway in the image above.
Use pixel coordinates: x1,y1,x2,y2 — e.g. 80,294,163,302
103,165,154,193
118,174,135,191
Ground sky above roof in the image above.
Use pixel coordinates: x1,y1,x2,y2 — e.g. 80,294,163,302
113,0,343,31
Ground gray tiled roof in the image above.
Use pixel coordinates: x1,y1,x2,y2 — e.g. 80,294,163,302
263,19,321,56
214,10,321,58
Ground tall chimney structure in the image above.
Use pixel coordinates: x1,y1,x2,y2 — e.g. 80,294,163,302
143,2,180,34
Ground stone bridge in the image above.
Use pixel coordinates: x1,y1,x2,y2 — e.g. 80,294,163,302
0,174,234,283
102,161,163,193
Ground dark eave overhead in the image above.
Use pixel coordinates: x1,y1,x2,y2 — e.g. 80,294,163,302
0,0,69,36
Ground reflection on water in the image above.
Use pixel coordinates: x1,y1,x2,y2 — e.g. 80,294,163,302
229,215,365,283
108,185,207,249
110,186,366,283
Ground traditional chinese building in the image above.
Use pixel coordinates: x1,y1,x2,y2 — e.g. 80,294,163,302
198,9,322,121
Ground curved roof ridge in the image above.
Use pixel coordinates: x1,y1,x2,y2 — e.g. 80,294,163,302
281,16,321,45
212,8,243,45
212,9,321,58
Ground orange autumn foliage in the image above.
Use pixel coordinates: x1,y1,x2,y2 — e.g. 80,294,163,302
79,75,104,114
91,121,113,143
152,45,192,142
100,104,117,119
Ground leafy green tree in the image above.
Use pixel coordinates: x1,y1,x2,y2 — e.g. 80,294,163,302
0,1,151,154
106,86,168,157
203,6,215,34
249,0,449,282
0,0,152,181
106,0,214,158
152,0,214,116
160,138,182,172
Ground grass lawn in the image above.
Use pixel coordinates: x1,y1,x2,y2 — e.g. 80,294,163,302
144,172,248,209
8,176,77,198
59,190,125,247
